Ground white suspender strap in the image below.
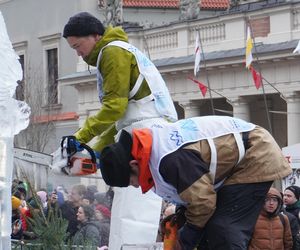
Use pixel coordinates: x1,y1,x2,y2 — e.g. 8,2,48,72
96,48,103,69
129,74,144,99
207,138,217,182
233,132,245,165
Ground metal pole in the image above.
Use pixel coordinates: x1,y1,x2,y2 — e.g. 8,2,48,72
247,21,273,134
197,30,215,115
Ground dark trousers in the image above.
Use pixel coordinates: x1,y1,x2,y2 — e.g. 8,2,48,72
201,181,273,250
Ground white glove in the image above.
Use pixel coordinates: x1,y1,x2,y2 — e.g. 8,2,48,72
49,147,70,175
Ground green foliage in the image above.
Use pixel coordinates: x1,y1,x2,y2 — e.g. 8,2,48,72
23,179,69,250
27,206,69,250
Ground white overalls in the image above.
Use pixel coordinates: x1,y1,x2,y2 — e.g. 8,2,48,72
96,41,178,249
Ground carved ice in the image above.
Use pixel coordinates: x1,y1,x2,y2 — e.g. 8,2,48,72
0,11,30,250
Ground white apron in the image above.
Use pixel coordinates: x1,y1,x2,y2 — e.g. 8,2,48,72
96,41,178,249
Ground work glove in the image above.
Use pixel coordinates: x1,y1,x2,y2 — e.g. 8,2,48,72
49,136,82,175
49,146,69,175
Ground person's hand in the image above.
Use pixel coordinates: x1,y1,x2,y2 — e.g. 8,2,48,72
12,220,22,235
49,147,69,175
49,192,58,204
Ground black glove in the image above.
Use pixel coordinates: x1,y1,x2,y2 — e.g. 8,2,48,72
160,206,186,239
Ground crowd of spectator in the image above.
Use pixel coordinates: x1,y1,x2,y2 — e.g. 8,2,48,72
11,179,113,249
10,177,300,249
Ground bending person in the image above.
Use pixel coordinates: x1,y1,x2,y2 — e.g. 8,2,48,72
99,115,292,250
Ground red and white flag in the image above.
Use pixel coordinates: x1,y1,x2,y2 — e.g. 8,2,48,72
194,31,201,76
250,66,262,89
188,76,207,97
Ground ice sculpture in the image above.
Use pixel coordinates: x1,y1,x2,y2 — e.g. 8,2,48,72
0,11,30,250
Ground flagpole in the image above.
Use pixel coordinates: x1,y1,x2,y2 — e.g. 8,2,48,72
197,30,215,115
247,21,273,134
261,77,286,100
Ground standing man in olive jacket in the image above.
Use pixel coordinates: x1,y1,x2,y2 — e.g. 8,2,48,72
58,12,178,249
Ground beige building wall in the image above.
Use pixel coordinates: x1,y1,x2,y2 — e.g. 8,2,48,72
62,1,300,149
3,0,300,189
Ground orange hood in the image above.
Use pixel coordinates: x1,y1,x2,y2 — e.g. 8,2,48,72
131,128,154,193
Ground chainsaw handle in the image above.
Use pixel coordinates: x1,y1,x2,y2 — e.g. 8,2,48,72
60,136,97,164
61,136,82,157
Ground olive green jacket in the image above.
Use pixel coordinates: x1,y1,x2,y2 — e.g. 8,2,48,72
75,26,151,152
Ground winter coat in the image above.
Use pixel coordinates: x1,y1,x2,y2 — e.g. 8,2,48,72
97,219,110,246
72,220,101,248
283,211,300,250
59,201,79,238
75,26,152,152
151,125,291,228
248,212,293,250
286,200,300,225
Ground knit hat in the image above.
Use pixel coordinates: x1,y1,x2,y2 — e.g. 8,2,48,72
95,204,111,218
12,196,22,210
285,185,300,200
100,130,133,187
63,12,105,38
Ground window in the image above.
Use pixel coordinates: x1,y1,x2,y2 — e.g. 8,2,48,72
47,48,58,105
16,54,25,101
13,41,27,101
39,33,61,107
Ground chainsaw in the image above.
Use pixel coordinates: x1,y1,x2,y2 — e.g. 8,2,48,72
14,136,100,176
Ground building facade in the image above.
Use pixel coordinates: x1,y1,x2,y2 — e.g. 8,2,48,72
2,0,299,188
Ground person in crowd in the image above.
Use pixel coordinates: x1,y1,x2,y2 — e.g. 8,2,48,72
99,115,292,250
73,205,102,248
94,190,114,210
284,185,300,224
94,204,111,246
82,191,95,207
56,185,69,201
12,181,28,207
11,196,23,240
87,185,98,196
37,190,48,213
282,210,300,250
249,187,293,249
60,184,87,239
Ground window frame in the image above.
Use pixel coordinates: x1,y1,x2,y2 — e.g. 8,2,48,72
39,33,61,108
13,41,28,101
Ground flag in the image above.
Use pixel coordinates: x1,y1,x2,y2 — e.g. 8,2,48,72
293,40,300,54
250,66,262,89
194,31,201,76
188,76,207,97
245,26,253,69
